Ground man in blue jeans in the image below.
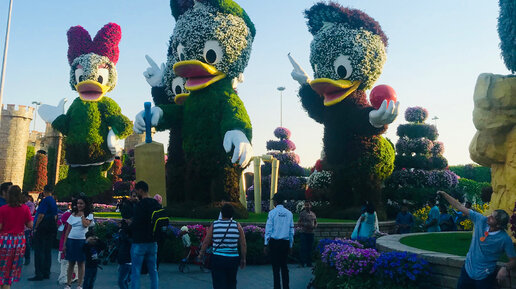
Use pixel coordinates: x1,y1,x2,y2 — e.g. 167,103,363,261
129,181,161,289
438,191,516,289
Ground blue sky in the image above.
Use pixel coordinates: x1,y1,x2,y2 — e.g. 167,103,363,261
0,0,509,168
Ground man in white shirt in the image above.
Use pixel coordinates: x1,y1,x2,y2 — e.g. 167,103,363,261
264,194,294,289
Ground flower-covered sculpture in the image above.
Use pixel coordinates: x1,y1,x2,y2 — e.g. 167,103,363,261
289,3,399,216
38,23,133,197
135,0,255,205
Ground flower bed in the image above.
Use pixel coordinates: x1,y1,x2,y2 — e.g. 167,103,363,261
312,238,432,289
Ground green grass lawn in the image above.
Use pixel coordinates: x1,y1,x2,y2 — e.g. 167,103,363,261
400,232,509,262
94,212,354,223
400,232,473,256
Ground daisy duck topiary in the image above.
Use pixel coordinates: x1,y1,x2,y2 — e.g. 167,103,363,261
289,3,399,217
38,23,133,197
135,0,255,206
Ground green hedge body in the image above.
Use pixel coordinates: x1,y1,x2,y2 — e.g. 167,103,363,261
498,0,516,73
396,123,438,141
449,164,491,183
23,146,35,191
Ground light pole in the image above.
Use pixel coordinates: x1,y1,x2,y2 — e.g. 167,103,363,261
0,0,14,120
31,101,41,131
277,86,285,127
432,116,439,127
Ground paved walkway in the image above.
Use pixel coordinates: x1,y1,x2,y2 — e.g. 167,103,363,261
18,250,313,289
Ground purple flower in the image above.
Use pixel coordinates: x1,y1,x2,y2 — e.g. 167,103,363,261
274,127,291,139
405,107,429,123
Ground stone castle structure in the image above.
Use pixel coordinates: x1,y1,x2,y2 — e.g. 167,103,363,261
0,104,34,186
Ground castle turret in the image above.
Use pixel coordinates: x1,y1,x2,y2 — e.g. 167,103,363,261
0,104,34,186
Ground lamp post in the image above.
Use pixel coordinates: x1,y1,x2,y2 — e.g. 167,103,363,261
0,0,14,120
432,116,439,127
277,86,285,127
31,101,41,131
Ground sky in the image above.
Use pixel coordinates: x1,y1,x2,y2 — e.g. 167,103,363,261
0,0,510,168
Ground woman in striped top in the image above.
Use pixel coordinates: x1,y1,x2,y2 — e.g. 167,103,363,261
199,204,247,289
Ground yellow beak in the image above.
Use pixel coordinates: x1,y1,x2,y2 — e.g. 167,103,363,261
174,92,190,105
173,60,226,91
75,80,109,102
310,78,361,106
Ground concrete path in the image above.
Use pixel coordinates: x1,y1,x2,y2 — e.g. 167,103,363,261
18,250,313,289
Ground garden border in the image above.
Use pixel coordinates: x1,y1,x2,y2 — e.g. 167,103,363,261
377,232,516,289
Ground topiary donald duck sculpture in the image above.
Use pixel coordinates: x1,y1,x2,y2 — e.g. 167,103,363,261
39,23,133,197
134,0,254,207
289,3,399,217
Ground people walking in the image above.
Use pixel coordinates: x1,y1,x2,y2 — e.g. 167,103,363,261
62,195,95,289
439,204,456,232
129,181,161,289
0,182,12,207
29,185,57,281
424,198,440,232
198,204,247,289
356,203,379,239
82,230,105,289
264,194,294,289
23,193,35,266
297,201,317,267
395,204,414,234
0,185,33,288
437,191,516,289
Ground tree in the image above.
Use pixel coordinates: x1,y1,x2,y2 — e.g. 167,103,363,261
33,150,48,192
247,127,308,205
385,107,459,209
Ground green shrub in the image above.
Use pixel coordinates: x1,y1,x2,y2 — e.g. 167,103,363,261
23,146,35,191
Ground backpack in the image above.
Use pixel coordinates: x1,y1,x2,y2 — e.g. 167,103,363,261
151,208,169,241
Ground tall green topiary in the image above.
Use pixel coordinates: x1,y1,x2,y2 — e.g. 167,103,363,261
23,146,36,191
385,107,459,210
33,150,48,192
247,127,308,206
498,0,516,73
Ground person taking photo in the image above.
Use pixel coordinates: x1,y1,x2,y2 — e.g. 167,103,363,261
437,190,516,289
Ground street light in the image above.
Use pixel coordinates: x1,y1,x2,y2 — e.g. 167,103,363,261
277,86,285,127
31,101,41,131
432,116,439,127
0,0,14,120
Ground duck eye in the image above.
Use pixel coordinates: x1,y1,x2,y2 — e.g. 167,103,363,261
177,44,186,61
171,77,186,96
203,40,223,65
97,68,109,85
333,55,353,79
75,68,84,84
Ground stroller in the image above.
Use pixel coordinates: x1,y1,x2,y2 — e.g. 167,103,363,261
178,226,210,273
98,232,119,265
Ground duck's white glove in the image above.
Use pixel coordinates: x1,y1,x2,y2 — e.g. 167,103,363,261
223,130,253,167
38,98,67,124
369,100,400,128
288,53,310,85
107,129,122,155
133,106,163,134
143,55,165,87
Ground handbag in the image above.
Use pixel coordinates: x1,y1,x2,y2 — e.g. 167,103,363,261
204,220,232,270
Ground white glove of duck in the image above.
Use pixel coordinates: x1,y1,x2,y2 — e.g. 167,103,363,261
288,53,310,85
133,106,163,134
369,100,400,128
143,55,165,87
38,98,67,124
107,129,122,155
223,130,253,167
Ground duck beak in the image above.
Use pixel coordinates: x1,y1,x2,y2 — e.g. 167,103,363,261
75,80,109,102
173,60,226,91
174,92,190,105
310,78,361,106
